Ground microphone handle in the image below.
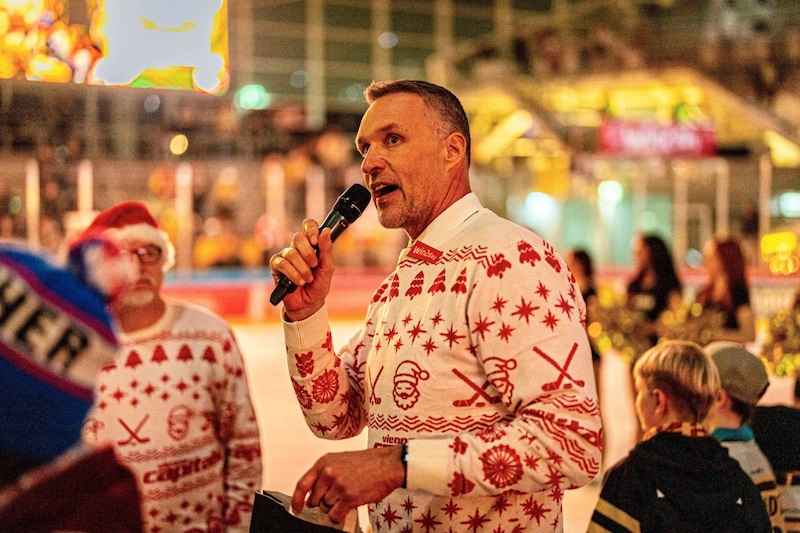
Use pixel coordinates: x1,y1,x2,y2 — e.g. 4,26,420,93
269,212,351,306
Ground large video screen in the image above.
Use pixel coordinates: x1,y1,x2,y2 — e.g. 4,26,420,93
0,0,229,94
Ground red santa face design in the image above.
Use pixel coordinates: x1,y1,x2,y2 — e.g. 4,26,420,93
392,361,430,410
167,405,195,441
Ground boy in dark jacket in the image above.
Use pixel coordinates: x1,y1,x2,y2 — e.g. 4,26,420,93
589,340,770,532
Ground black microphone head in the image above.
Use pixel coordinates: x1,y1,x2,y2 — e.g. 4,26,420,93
335,184,372,223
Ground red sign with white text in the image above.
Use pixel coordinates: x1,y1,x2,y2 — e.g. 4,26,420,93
599,120,717,158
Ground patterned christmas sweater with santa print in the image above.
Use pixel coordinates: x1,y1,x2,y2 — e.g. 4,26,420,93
84,300,262,533
284,193,603,532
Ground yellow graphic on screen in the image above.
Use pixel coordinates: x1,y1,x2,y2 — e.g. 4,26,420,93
0,0,229,94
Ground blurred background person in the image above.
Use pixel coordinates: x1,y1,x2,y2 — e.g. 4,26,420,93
80,201,262,533
0,237,143,532
753,378,800,533
626,233,683,345
703,342,785,532
696,237,756,344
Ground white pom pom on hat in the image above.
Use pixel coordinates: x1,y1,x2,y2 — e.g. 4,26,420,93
83,201,175,271
67,235,135,302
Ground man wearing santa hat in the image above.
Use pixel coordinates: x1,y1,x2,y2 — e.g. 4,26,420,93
80,201,262,532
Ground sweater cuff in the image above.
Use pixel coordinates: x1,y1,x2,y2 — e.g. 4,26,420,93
406,438,451,494
282,304,330,348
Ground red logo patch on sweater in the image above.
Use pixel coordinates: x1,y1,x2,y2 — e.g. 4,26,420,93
408,241,442,263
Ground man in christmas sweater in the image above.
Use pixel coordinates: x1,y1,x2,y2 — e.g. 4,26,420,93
270,80,602,532
82,201,262,532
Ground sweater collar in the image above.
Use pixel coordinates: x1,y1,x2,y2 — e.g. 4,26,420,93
412,192,482,247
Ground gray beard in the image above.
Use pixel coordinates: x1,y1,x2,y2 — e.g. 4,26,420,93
119,289,157,308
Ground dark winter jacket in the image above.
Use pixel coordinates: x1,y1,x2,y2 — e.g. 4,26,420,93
590,429,771,532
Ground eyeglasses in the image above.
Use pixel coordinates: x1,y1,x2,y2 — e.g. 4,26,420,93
126,245,162,265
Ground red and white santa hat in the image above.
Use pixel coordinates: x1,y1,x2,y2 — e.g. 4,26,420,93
83,201,175,271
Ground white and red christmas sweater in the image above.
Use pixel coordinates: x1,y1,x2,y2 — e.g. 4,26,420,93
84,300,262,533
284,193,603,532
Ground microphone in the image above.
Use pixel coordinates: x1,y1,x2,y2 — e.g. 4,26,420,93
270,183,372,306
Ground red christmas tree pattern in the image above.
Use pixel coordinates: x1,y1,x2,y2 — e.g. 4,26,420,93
427,270,446,294
125,351,143,369
202,346,217,363
450,267,468,293
405,271,425,298
177,345,193,361
372,280,389,304
151,345,168,363
388,273,400,300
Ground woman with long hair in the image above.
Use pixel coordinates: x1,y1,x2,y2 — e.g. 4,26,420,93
627,234,683,341
695,237,756,343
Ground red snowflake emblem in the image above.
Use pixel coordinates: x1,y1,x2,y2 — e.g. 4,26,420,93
522,495,550,526
471,315,494,340
490,296,508,313
481,444,523,488
380,504,401,529
497,322,515,342
414,509,442,532
311,369,338,403
511,296,539,324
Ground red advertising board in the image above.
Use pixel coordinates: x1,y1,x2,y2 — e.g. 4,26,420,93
599,120,717,158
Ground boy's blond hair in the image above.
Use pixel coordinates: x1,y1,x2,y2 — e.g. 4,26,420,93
634,340,721,423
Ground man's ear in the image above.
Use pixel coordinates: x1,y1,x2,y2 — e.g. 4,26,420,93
443,131,467,166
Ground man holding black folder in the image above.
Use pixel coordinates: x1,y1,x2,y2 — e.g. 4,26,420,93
269,80,602,532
